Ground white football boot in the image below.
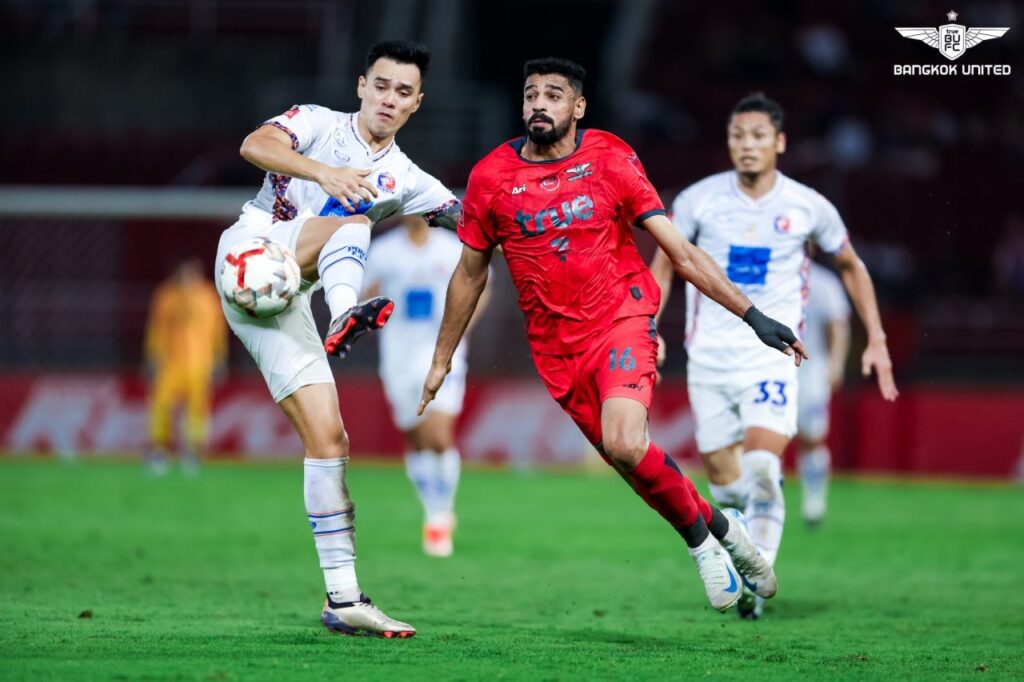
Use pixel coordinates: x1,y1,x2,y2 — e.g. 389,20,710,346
719,508,777,599
321,594,416,638
689,539,742,612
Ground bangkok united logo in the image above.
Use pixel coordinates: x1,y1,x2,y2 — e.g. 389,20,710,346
377,172,396,193
774,215,791,234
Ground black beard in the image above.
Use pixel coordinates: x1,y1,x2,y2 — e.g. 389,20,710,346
526,116,572,146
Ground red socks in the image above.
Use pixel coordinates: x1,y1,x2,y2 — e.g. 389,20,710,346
625,442,706,530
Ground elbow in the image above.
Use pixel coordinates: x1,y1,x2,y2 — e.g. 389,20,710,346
239,134,259,163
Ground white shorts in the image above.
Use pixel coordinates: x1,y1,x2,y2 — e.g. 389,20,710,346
382,367,466,431
796,372,832,442
215,206,334,403
688,362,799,454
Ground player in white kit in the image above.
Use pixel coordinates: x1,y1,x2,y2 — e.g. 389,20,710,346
363,217,489,557
651,92,898,619
796,261,851,527
214,41,459,638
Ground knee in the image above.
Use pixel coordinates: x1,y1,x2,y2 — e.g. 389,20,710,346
306,424,349,459
601,429,648,470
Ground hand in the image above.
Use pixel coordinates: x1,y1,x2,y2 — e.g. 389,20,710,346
656,333,666,368
862,338,898,401
316,166,378,213
417,363,450,416
743,306,809,367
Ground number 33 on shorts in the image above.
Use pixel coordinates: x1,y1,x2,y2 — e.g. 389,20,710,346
753,380,788,406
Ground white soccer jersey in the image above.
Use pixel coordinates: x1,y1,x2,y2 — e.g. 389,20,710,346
364,227,468,380
672,171,849,383
248,104,458,225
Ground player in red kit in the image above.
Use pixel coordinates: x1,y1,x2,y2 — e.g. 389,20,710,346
420,58,804,613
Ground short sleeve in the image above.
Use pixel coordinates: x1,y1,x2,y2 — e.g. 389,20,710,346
810,192,850,255
400,161,460,229
456,167,497,251
612,151,665,227
670,188,699,242
262,104,336,153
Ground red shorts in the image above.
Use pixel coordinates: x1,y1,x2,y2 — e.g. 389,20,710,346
532,315,659,445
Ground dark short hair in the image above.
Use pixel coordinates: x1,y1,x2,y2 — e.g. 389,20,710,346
730,92,784,132
523,57,586,94
366,40,431,79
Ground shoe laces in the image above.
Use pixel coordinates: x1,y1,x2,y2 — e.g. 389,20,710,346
693,546,731,590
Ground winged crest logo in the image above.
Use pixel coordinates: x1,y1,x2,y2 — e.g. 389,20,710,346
896,10,1009,61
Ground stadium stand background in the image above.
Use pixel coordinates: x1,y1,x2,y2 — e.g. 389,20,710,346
2,0,1022,474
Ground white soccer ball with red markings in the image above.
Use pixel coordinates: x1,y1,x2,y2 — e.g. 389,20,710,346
220,237,301,318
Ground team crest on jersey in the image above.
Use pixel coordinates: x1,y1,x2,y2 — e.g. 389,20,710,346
539,175,560,192
283,106,301,119
565,162,593,182
774,215,791,234
377,172,396,193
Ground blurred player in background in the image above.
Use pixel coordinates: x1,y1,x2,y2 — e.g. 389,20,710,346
144,258,226,475
796,260,851,527
363,216,490,557
421,58,798,614
215,40,459,638
651,92,897,619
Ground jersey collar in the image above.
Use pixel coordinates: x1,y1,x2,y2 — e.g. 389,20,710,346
507,129,586,164
729,170,786,208
349,112,395,162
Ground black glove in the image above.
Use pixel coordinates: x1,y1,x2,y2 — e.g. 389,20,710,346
743,306,798,353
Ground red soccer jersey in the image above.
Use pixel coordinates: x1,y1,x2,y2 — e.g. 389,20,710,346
458,129,666,355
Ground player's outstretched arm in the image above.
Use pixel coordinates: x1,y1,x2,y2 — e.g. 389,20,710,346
418,244,493,415
239,124,378,213
833,243,898,400
643,214,808,365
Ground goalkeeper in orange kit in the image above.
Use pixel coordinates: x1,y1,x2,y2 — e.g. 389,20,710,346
144,258,227,474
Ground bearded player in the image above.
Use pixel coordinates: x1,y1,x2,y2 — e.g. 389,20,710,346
651,92,898,619
419,59,800,613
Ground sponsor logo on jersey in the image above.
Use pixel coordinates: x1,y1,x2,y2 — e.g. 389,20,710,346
511,184,526,195
377,172,396,193
513,194,594,237
894,11,1011,76
774,215,791,234
565,162,593,182
539,175,560,192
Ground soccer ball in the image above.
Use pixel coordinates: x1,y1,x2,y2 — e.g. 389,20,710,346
220,237,301,318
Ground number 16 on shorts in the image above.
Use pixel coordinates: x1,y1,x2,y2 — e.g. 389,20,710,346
608,347,636,371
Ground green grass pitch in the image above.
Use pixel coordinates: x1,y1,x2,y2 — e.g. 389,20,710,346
1,458,1022,680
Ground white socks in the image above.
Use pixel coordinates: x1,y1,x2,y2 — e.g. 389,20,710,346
743,449,785,566
304,457,360,603
799,445,831,489
405,449,461,525
709,478,749,509
317,220,371,320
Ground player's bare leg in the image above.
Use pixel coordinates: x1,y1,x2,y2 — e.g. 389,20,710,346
279,383,415,637
403,411,460,557
293,215,394,358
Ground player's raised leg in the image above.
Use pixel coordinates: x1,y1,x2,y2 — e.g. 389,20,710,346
279,383,415,638
293,215,394,358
